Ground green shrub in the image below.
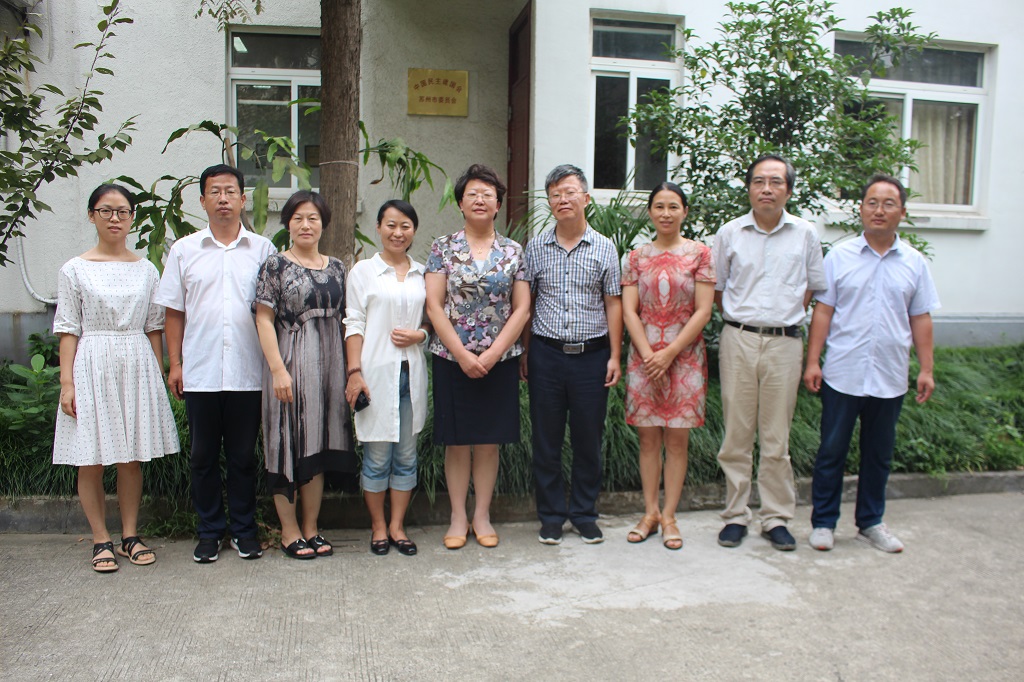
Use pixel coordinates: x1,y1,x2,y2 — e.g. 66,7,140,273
1,345,1021,505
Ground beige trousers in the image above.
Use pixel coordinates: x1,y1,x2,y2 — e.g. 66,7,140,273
716,324,803,530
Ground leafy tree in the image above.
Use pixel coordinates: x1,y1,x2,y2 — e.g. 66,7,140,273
628,0,934,241
190,0,366,263
0,0,135,266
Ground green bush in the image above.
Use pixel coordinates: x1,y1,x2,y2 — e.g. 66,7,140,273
1,345,1021,504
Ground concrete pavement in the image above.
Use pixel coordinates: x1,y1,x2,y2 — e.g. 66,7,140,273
1,492,1022,681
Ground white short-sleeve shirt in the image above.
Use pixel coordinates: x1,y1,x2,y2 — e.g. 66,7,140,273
818,235,940,398
713,210,826,327
155,225,276,392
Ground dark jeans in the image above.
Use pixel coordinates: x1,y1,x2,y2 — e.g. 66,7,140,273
528,340,610,525
811,382,904,531
184,391,262,539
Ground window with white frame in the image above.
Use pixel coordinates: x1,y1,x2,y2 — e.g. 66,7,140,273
229,31,321,191
590,18,679,191
836,39,986,208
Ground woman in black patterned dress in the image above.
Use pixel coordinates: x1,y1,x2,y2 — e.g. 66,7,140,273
254,191,355,559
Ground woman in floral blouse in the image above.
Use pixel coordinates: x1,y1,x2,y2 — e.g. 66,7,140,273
425,164,531,550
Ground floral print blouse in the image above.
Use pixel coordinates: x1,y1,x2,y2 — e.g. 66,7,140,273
425,230,527,362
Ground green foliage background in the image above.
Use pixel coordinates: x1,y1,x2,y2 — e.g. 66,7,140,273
2,345,1022,507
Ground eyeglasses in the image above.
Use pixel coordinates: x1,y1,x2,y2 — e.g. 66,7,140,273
864,199,902,212
750,177,787,189
93,208,133,220
207,188,240,198
548,190,583,203
464,190,497,202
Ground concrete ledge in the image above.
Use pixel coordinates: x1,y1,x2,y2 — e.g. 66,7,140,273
3,470,1022,534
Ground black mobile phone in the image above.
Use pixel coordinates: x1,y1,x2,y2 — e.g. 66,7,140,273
354,391,370,412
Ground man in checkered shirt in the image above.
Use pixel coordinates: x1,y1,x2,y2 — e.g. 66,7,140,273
521,164,623,547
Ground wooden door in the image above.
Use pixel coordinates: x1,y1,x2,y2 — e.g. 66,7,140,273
506,2,531,231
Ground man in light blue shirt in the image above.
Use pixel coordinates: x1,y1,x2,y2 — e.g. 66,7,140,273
803,173,940,553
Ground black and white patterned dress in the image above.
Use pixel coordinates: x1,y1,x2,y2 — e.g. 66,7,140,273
52,258,180,465
254,254,355,498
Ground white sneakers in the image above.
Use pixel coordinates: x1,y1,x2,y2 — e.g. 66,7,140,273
809,527,834,551
857,523,904,553
808,523,904,553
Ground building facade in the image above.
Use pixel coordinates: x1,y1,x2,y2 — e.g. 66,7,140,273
1,0,1021,361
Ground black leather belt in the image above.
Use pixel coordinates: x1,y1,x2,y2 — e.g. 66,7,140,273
725,319,801,338
534,334,610,355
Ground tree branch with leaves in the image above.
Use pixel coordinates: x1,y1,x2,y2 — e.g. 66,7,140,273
628,0,934,242
0,0,136,266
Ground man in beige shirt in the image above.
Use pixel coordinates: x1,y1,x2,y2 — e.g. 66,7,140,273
712,154,825,551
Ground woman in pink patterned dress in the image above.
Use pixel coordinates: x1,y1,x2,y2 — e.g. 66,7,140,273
622,182,715,550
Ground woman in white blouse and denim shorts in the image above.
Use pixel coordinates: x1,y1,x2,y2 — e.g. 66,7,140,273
344,200,429,556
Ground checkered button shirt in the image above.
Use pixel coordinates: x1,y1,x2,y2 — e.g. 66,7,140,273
525,225,621,341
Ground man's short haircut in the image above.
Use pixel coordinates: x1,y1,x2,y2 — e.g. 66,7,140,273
544,164,589,194
200,164,245,196
861,173,908,206
280,190,332,229
647,181,689,209
744,154,796,192
376,199,419,229
87,183,135,212
453,164,507,207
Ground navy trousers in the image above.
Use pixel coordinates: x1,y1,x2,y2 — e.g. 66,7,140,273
528,340,610,525
810,382,904,530
184,391,262,540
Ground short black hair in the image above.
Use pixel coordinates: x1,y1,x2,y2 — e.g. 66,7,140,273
87,184,135,212
861,173,908,206
745,154,796,191
453,164,506,206
199,164,245,196
544,164,589,194
376,199,419,229
280,190,331,229
647,181,688,209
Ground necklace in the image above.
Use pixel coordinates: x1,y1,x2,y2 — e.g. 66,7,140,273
467,231,495,258
289,249,325,270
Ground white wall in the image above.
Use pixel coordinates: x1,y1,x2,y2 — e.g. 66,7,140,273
360,0,527,262
0,0,525,319
3,0,1022,342
530,0,1024,331
830,0,1024,324
1,0,321,314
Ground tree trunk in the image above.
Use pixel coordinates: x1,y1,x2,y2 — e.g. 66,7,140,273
319,0,361,265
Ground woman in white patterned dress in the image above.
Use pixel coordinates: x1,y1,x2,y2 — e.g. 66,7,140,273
53,184,180,573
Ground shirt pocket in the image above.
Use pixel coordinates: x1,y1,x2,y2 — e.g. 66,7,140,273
774,252,806,288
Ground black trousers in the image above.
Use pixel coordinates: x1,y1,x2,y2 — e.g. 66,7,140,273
528,340,610,525
184,391,262,539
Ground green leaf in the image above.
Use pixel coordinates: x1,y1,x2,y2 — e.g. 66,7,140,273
251,180,269,233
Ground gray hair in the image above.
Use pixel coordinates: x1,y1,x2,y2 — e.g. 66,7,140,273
544,164,589,194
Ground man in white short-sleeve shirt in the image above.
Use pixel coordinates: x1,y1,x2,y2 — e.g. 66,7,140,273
156,164,275,564
712,154,826,552
803,173,939,554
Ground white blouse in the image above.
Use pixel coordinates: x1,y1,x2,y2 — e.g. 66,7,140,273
344,253,428,442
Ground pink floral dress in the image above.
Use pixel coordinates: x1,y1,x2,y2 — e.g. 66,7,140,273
622,241,715,428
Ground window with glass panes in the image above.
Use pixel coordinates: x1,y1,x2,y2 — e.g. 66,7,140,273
591,18,679,191
229,32,321,190
836,40,986,207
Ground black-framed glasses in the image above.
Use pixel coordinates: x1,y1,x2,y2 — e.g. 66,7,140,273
93,208,134,219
